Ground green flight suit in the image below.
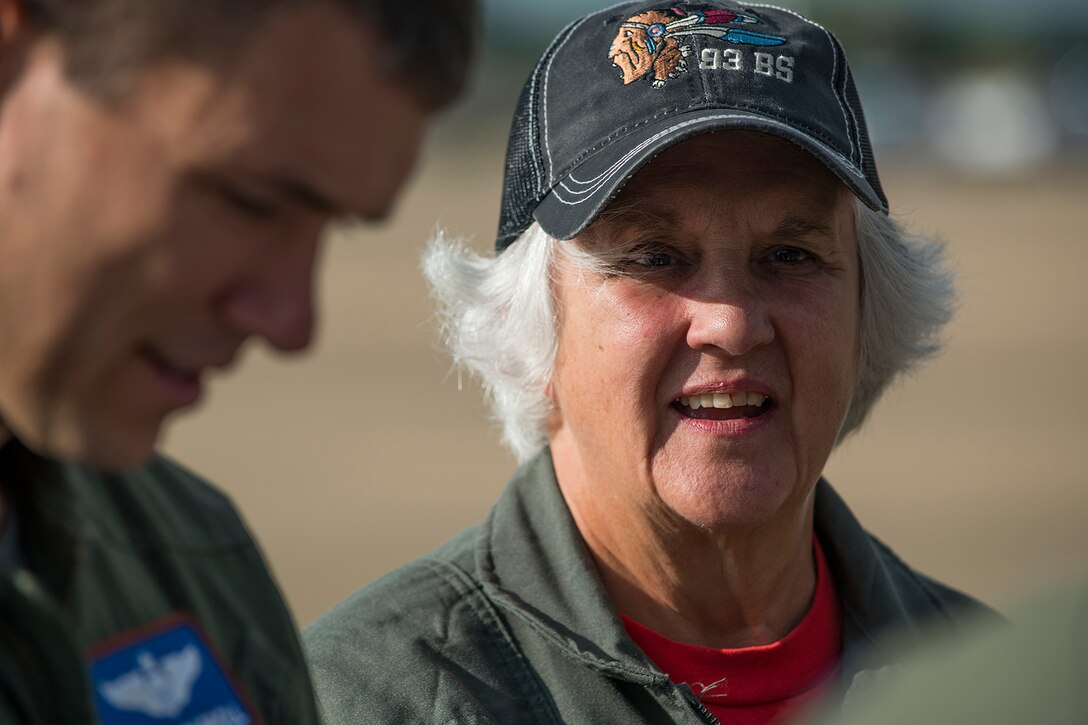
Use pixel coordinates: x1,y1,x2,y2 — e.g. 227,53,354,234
0,440,320,724
307,450,991,724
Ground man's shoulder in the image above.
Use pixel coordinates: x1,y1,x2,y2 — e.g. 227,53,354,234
3,450,321,724
68,453,253,553
64,453,302,641
825,579,1088,725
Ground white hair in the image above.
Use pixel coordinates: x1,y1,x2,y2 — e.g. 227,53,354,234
423,204,954,463
423,224,558,459
846,206,955,436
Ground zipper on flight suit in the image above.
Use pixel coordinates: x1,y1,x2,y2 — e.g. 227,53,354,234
678,683,722,724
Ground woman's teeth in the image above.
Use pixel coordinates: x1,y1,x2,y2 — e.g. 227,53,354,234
677,392,768,410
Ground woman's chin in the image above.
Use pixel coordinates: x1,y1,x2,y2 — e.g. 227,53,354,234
653,467,805,534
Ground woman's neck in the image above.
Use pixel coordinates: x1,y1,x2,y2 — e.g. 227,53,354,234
585,506,816,648
553,441,818,649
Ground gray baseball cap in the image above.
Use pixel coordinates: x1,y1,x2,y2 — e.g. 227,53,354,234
495,1,888,252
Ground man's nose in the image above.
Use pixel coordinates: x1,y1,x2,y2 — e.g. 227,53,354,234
220,232,322,352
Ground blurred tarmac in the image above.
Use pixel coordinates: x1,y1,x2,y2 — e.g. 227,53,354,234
164,140,1088,627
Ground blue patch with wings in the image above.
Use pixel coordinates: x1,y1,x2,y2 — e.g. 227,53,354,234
87,616,254,725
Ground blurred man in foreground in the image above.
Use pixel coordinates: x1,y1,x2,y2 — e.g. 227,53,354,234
811,579,1087,724
0,0,476,722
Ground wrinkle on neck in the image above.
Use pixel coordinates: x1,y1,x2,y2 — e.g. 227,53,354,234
588,508,817,648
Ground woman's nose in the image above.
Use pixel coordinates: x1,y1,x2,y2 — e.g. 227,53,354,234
684,279,775,357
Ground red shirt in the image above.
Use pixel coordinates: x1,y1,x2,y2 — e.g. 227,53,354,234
623,540,841,725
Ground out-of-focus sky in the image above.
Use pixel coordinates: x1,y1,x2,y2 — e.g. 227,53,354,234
451,0,1088,175
488,0,1088,33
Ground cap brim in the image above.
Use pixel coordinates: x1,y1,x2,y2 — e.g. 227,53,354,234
534,109,888,241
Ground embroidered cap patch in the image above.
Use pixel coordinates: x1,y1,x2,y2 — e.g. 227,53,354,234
610,5,787,87
88,616,256,725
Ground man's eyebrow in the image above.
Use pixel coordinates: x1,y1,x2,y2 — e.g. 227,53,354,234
268,176,394,223
212,169,391,222
267,176,342,215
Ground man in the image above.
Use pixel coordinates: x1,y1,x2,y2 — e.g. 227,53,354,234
809,579,1087,724
0,0,476,722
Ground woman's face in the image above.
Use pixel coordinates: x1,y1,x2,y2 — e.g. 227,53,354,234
548,133,860,532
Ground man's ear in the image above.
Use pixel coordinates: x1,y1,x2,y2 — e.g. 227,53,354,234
0,0,34,98
0,0,28,44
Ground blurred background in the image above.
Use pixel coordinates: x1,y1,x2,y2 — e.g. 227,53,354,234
165,0,1088,627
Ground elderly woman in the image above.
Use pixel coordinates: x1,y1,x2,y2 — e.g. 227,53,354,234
306,2,990,723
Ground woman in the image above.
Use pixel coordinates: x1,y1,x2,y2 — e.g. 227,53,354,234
306,3,990,723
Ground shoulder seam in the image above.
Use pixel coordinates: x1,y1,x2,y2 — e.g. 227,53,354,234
419,557,562,723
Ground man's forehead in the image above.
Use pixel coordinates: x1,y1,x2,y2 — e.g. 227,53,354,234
231,4,427,218
120,1,426,223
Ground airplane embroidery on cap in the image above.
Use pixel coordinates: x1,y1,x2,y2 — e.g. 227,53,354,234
609,6,786,87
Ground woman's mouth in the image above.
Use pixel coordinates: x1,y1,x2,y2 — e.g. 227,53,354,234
672,392,773,421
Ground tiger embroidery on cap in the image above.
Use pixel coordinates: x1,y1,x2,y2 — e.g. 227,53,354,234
609,6,786,88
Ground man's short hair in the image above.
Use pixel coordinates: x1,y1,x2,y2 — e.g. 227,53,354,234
21,0,477,110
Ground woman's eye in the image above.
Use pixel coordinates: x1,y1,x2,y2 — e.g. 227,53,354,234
632,251,674,268
765,247,821,272
596,240,684,278
772,247,810,264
